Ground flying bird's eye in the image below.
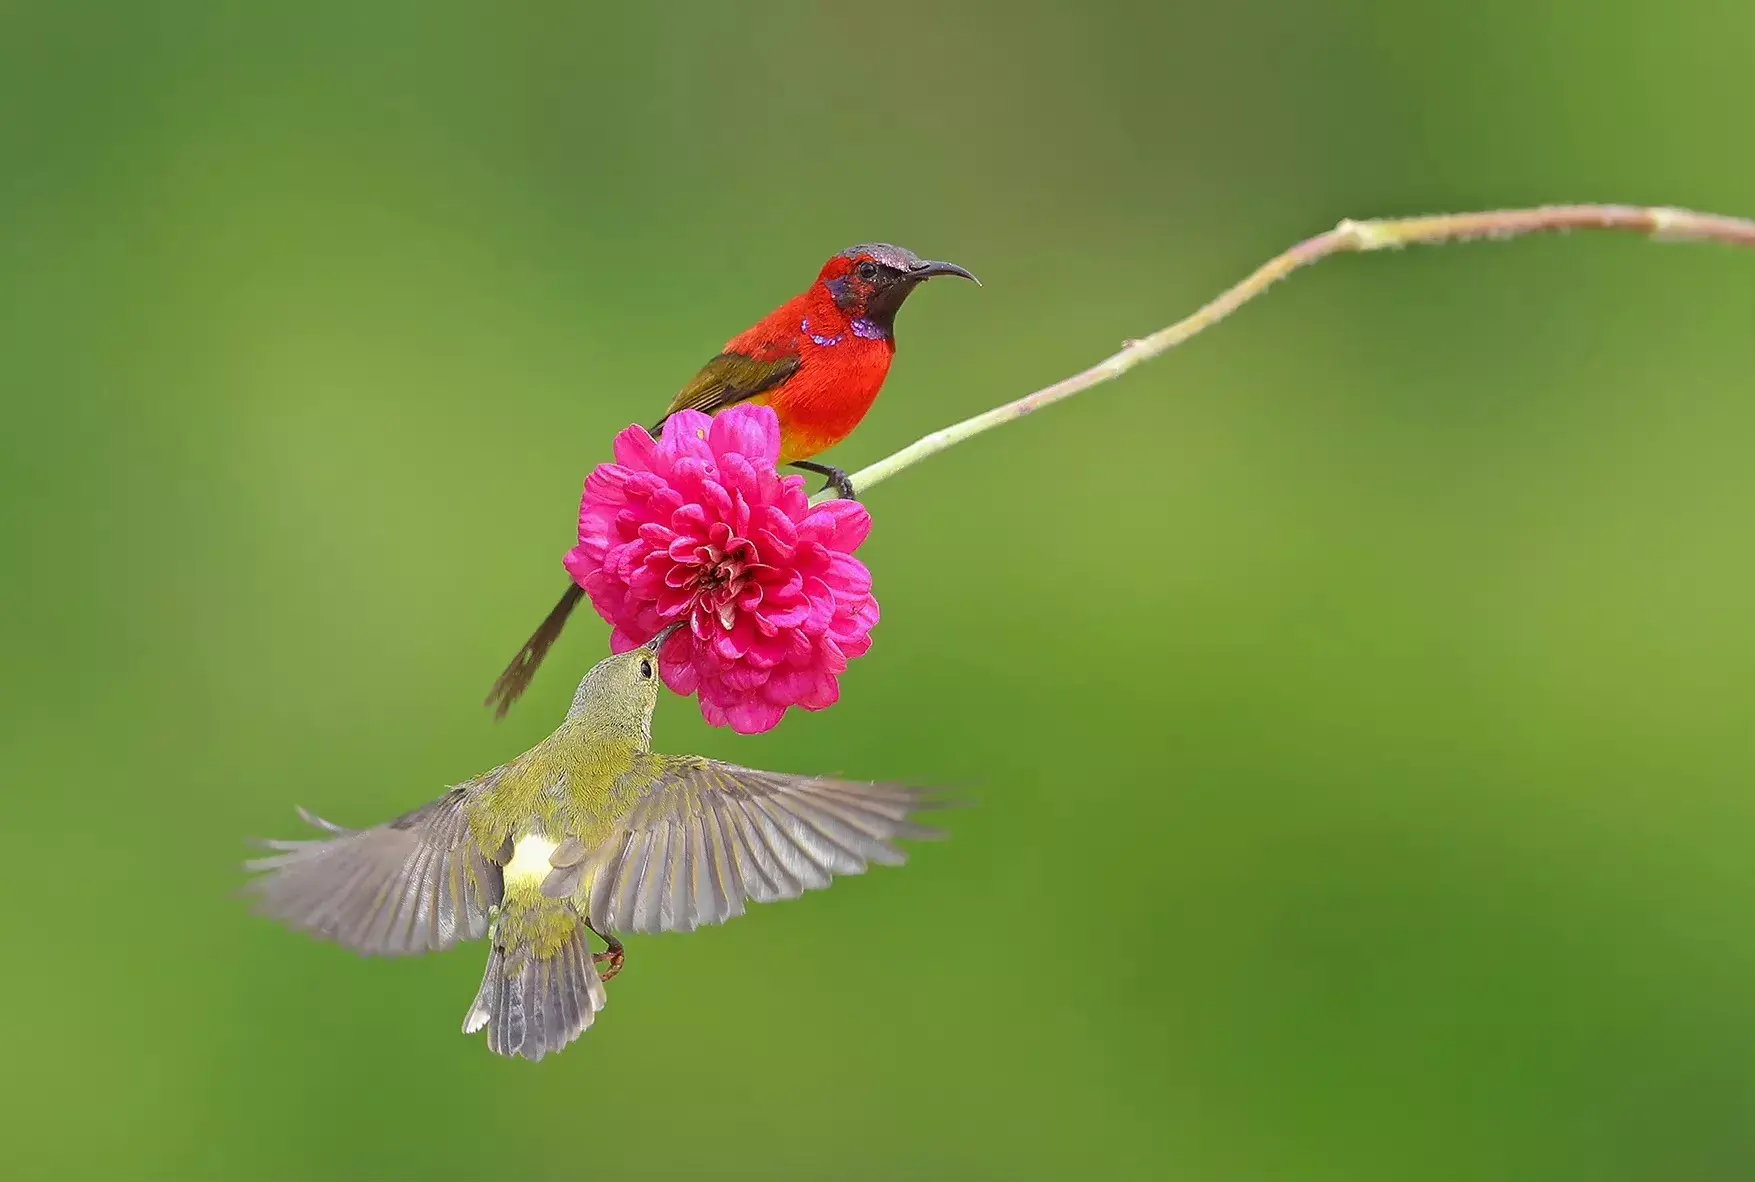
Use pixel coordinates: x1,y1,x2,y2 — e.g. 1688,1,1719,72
855,260,880,281
638,658,654,680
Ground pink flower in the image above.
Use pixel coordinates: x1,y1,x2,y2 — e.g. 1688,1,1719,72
564,405,879,734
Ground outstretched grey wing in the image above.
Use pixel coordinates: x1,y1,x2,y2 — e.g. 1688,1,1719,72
245,786,505,956
543,758,943,935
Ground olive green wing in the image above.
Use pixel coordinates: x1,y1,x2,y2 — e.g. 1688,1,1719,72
651,350,802,431
245,783,508,956
541,757,944,935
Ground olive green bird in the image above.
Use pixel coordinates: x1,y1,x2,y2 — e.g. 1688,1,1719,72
246,623,942,1062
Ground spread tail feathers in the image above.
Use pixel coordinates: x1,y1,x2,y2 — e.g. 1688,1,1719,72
463,916,607,1062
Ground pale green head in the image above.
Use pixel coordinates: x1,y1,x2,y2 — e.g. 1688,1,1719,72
565,622,686,744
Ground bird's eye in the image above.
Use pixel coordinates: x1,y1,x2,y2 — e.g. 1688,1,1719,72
856,260,880,281
638,658,654,680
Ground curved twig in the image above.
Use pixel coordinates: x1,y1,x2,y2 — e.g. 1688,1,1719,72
812,204,1755,506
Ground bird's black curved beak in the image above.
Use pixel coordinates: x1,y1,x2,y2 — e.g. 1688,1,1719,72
648,620,688,650
908,259,981,286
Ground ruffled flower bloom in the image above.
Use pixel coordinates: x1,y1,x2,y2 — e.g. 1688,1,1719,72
565,405,878,734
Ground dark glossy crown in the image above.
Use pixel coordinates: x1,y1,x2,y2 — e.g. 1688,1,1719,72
839,243,924,271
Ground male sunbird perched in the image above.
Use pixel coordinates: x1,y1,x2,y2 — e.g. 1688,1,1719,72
248,624,942,1062
484,243,977,718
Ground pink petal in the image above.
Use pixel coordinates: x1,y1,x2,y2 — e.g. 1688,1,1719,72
742,629,790,669
583,463,638,507
796,675,841,710
699,477,733,524
823,552,873,596
757,596,809,629
610,424,660,472
708,404,783,467
801,499,873,552
563,548,597,586
717,453,760,503
637,521,676,547
661,655,699,695
656,411,714,461
800,577,836,632
775,476,810,519
724,696,786,735
628,565,669,599
719,661,771,693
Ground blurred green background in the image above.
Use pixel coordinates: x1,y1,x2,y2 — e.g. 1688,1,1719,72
4,1,1754,1178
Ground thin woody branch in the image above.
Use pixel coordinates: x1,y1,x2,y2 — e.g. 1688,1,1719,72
813,203,1755,506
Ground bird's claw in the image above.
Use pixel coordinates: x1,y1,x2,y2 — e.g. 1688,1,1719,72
789,460,857,501
592,946,625,983
586,920,625,983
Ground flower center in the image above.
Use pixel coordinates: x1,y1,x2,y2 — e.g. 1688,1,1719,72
686,534,759,629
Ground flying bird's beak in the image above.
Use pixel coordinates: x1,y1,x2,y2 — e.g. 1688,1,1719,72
908,259,981,286
649,620,688,650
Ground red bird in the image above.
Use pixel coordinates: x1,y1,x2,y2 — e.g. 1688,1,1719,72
485,242,978,717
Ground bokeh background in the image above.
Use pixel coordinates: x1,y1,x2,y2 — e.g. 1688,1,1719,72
5,2,1754,1178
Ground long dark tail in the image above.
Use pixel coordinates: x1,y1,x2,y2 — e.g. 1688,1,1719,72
463,915,607,1062
484,583,584,719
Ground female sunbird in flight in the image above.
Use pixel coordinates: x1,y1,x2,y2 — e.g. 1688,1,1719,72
248,624,942,1062
484,243,977,718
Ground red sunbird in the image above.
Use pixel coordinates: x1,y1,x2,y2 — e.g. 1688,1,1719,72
486,242,978,717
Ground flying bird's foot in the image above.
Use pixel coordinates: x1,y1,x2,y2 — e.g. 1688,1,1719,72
789,460,857,501
587,920,625,983
593,947,624,982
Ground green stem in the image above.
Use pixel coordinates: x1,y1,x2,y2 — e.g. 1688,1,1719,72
810,203,1755,506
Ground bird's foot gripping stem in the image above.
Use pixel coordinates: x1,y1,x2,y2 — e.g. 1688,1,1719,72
789,460,856,501
586,921,625,983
